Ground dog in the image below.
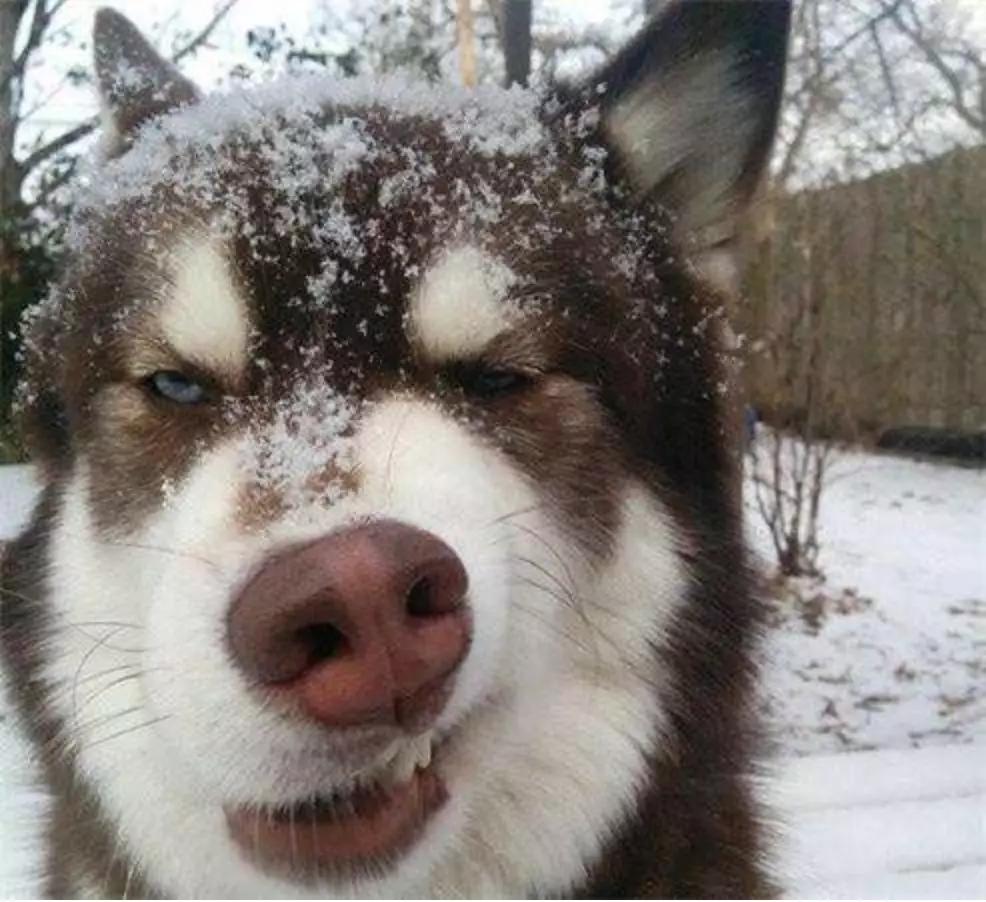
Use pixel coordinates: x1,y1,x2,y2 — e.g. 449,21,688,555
1,2,790,897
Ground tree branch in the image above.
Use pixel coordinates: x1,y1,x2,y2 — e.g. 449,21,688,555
0,0,71,95
1,0,46,95
26,154,77,209
172,0,240,64
882,0,985,136
17,0,242,182
19,118,94,174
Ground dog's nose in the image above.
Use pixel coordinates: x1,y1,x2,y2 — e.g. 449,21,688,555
227,521,470,730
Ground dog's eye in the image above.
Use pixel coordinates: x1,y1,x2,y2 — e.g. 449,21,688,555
146,370,207,405
454,364,532,399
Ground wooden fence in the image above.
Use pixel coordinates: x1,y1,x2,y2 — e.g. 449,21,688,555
738,145,985,438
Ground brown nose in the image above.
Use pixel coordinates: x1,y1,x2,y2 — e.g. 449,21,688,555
227,521,470,731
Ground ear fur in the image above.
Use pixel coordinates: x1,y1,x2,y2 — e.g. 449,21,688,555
93,8,200,158
582,0,791,285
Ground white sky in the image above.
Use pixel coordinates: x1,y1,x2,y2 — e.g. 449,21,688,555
26,0,626,135
19,0,986,171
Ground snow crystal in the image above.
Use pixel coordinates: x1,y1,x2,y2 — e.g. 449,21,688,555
73,73,550,238
110,59,156,92
240,381,358,518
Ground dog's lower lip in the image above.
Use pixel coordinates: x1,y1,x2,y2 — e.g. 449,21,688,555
225,763,447,872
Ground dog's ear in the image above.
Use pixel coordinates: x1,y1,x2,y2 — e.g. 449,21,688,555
581,0,790,282
93,8,200,158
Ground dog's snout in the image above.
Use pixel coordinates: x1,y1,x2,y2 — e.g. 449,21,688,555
227,520,470,730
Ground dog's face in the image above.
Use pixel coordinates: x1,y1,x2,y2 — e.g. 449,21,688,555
11,5,788,897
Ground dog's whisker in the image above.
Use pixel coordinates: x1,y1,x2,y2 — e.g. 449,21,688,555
508,583,595,655
73,704,146,735
122,861,135,900
70,662,143,690
92,537,222,571
0,584,45,606
70,625,140,727
78,714,173,753
64,621,146,653
63,619,141,630
77,668,164,715
504,521,582,596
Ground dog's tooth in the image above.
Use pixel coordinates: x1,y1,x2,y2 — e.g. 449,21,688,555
377,732,436,789
372,740,402,784
394,746,418,784
413,732,433,770
381,739,402,765
391,743,419,785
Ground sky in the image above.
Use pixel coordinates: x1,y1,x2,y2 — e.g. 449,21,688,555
17,0,986,180
25,0,630,140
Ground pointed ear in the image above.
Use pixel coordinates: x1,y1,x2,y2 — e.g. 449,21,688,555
93,8,200,158
585,0,790,281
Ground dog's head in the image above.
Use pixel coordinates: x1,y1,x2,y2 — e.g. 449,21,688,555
12,3,788,896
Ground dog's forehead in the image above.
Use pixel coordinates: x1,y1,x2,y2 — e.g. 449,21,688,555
410,245,521,362
154,231,522,380
74,75,557,244
157,234,250,376
59,75,671,390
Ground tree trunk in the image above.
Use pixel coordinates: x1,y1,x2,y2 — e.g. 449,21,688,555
456,0,477,87
501,0,531,88
1,0,28,285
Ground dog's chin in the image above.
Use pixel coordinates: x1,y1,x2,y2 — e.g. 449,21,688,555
222,734,454,886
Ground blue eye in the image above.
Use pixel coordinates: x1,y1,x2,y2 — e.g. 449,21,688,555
456,364,532,399
147,370,207,405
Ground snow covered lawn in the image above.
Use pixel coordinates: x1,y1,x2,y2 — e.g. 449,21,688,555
1,447,983,898
772,743,985,898
747,447,985,755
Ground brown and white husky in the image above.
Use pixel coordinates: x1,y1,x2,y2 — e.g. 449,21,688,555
1,2,790,897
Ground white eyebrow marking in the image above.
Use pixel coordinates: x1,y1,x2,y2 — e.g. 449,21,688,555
409,244,519,362
159,234,250,375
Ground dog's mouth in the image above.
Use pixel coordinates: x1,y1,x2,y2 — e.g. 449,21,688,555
224,732,448,879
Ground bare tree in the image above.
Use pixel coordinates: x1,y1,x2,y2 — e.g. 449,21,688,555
743,0,985,578
749,428,831,578
877,0,985,141
499,0,530,87
0,1,239,237
744,211,840,578
455,0,478,87
773,0,985,191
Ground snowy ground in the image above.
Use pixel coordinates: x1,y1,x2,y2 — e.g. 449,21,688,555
768,742,985,898
747,445,986,756
1,446,983,898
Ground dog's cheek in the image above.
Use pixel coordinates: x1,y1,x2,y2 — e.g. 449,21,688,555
40,454,229,805
139,440,270,791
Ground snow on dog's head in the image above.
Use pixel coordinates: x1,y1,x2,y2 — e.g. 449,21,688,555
7,4,790,897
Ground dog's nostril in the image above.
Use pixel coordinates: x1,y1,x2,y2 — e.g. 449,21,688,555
406,577,435,618
295,622,348,665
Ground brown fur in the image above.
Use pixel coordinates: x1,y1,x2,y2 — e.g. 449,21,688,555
1,2,790,896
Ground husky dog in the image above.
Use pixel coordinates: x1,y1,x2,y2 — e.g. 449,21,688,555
1,2,789,897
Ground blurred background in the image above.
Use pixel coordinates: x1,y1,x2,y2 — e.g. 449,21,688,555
0,1,983,897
